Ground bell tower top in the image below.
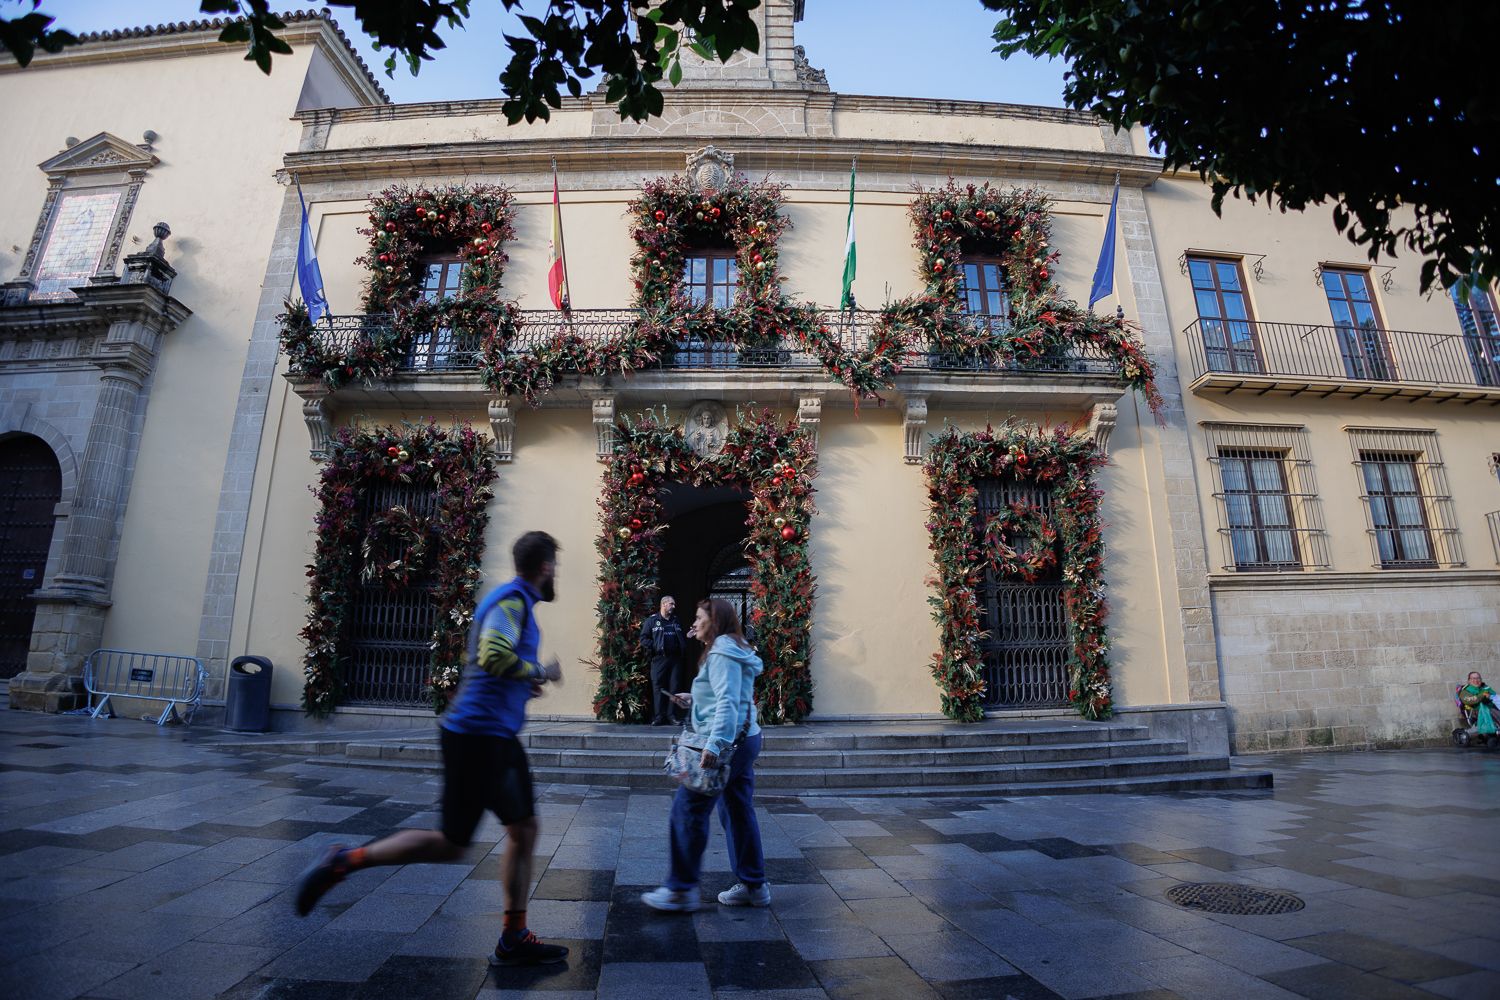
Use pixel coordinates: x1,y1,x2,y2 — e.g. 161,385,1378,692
672,0,827,91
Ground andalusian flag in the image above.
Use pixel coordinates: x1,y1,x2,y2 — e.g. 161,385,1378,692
548,161,570,311
840,159,857,309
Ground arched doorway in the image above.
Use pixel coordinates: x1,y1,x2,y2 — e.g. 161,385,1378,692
0,435,62,679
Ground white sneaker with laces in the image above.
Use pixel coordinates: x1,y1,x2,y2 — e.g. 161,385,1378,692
717,882,771,907
641,886,700,912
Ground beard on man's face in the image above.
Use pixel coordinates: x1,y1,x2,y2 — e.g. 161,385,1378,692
539,574,556,603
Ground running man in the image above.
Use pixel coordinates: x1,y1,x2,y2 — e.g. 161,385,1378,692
294,530,569,967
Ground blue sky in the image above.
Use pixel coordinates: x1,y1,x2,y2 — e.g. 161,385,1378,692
42,1,1070,107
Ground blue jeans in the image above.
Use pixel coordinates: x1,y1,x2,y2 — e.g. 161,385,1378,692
666,731,765,891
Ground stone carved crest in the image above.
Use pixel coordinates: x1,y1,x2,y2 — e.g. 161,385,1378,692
686,146,735,190
684,400,729,458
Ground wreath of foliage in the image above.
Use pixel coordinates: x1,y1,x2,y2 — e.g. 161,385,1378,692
280,184,520,390
361,504,431,591
301,422,497,717
924,424,1112,722
878,181,1164,413
591,408,817,725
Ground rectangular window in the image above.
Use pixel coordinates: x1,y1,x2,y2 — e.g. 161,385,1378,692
30,189,123,300
960,259,1012,329
1187,255,1260,373
1452,286,1500,387
408,257,468,370
1204,423,1328,571
1322,267,1394,380
1348,428,1463,569
684,252,739,309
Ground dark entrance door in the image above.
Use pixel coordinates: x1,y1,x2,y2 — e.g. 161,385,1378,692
656,484,752,676
0,436,62,680
975,476,1070,709
343,479,439,706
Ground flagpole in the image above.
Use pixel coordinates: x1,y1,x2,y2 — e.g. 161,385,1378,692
840,156,857,325
552,156,572,317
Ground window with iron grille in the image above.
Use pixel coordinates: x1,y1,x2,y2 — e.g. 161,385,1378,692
1321,267,1394,381
407,256,468,370
1451,286,1500,387
1204,424,1329,571
1347,428,1463,569
1187,255,1261,373
974,477,1069,709
343,480,440,706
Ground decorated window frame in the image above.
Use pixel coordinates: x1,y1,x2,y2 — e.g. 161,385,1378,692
592,409,816,725
924,424,1113,721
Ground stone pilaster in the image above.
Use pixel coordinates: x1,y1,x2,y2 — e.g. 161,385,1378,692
1101,126,1222,702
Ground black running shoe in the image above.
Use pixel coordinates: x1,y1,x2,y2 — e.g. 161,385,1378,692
294,844,352,916
489,930,570,966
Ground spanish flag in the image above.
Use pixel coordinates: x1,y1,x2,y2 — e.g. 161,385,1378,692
548,161,570,311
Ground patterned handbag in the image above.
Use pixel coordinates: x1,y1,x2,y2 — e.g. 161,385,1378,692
663,702,753,796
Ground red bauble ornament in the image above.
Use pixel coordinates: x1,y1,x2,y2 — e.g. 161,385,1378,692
654,210,666,221
711,206,721,217
387,446,400,457
384,222,396,232
629,518,643,530
437,213,446,221
1039,269,1049,280
933,262,945,273
753,253,763,263
481,221,493,233
415,207,426,217
377,254,389,263
628,472,646,487
781,526,797,541
941,209,952,220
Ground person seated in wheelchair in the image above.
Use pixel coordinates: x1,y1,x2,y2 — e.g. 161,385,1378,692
1453,671,1498,745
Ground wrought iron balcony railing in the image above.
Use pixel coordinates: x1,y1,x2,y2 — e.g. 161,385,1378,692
1184,318,1500,392
299,309,1123,378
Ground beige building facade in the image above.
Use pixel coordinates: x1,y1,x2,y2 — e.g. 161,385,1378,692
2,7,1493,753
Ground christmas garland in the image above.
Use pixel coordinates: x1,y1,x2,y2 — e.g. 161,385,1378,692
280,184,520,390
279,178,1161,411
301,422,497,716
878,181,1164,413
924,424,1112,722
591,408,817,724
361,504,431,591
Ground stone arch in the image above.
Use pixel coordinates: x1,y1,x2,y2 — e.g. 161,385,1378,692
0,409,79,505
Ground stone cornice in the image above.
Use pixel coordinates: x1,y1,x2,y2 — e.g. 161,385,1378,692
0,17,387,107
0,300,102,339
294,89,1097,128
1209,569,1500,592
282,135,1164,190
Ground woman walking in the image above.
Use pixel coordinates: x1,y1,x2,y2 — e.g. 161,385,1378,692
642,597,769,911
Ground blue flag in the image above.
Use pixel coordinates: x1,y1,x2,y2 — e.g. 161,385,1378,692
296,182,329,324
1088,178,1119,311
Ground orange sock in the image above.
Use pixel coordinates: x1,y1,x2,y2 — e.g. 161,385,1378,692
343,847,367,869
503,909,527,934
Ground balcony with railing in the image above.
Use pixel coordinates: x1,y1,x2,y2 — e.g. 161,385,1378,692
290,307,1126,411
1184,318,1500,404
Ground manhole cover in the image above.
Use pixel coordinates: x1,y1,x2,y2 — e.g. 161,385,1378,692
1165,882,1305,915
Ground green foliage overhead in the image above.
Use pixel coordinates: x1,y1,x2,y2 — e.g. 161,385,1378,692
984,0,1498,295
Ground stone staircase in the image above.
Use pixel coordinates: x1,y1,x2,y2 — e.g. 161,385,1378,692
242,718,1272,796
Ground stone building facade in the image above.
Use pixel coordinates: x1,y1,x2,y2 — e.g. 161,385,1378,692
2,5,1494,751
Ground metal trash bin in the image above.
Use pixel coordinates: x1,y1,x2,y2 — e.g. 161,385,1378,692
225,655,273,732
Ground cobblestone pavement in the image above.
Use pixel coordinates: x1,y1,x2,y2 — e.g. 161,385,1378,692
1,708,1497,1000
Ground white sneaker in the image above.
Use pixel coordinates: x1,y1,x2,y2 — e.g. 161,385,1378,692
717,882,771,907
640,886,699,912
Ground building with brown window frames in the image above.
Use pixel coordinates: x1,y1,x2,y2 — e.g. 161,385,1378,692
1,4,1495,756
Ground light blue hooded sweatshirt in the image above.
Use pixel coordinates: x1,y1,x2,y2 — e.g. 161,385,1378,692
689,634,763,756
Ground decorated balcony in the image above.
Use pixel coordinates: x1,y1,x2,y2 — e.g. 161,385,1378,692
1184,318,1500,405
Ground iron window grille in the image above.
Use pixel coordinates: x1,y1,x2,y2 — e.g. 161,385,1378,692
1347,427,1464,569
973,477,1069,710
1203,423,1329,571
343,480,441,707
1185,254,1262,374
406,256,469,370
1487,510,1500,567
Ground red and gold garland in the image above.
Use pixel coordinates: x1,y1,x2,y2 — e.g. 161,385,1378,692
924,424,1112,721
591,408,817,724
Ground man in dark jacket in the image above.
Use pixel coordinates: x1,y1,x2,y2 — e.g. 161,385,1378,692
641,595,686,725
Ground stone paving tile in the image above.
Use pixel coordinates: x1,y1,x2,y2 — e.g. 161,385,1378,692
2,713,1499,1000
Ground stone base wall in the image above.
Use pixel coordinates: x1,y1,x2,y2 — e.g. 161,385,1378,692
1212,574,1500,752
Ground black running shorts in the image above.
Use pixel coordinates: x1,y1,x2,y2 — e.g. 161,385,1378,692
439,728,535,845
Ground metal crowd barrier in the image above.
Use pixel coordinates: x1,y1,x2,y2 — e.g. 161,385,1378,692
82,649,206,726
